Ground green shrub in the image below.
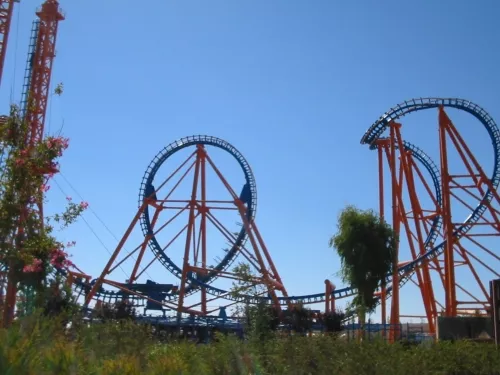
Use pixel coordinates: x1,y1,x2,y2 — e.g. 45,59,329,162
0,314,498,374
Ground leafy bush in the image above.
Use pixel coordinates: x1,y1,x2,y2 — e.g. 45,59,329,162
0,314,498,374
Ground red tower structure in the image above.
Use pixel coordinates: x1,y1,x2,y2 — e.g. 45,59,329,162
0,0,18,87
25,0,64,147
2,0,64,326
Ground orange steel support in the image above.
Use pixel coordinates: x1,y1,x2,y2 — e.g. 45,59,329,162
377,123,444,336
0,0,16,86
393,125,437,333
204,148,290,308
437,106,500,316
376,140,387,330
378,125,439,336
324,279,336,313
200,150,208,315
176,145,203,317
375,104,500,337
438,108,457,317
84,201,148,304
86,143,289,316
388,124,400,342
2,0,64,327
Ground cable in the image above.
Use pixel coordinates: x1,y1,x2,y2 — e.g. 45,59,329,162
51,177,129,279
55,172,154,280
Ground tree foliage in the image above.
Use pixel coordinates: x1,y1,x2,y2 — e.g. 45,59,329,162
321,309,346,333
230,262,281,339
0,103,88,319
94,299,137,322
230,263,333,337
329,205,396,316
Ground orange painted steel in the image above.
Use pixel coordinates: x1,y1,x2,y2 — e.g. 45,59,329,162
85,142,290,317
388,124,401,342
372,103,500,338
0,0,16,87
324,279,336,313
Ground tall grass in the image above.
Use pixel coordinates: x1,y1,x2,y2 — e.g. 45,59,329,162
0,314,498,374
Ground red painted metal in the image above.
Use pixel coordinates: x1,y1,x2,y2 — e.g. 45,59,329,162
24,0,64,147
0,0,16,87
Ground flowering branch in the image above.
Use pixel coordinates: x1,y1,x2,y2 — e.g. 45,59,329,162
0,104,87,303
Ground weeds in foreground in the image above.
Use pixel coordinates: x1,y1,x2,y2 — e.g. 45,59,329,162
0,315,498,374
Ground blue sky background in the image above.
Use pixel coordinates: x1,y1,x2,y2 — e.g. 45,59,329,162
1,0,499,321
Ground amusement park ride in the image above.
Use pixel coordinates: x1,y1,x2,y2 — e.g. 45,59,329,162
0,0,63,325
0,1,499,341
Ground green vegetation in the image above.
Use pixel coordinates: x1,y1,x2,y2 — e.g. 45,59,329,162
0,105,87,326
329,205,396,323
0,313,498,375
0,103,496,374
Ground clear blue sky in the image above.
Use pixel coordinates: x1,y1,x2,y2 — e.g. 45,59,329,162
1,0,499,321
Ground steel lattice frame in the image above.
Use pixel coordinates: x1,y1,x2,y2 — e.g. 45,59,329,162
361,97,500,338
80,135,289,316
0,0,17,87
46,99,497,333
60,134,445,319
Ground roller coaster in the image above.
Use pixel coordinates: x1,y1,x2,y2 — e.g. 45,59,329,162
0,1,496,342
50,97,499,339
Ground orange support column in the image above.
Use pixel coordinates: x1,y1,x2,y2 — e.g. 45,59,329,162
376,140,387,330
200,149,208,315
324,279,336,313
176,146,202,318
438,107,457,317
389,123,401,342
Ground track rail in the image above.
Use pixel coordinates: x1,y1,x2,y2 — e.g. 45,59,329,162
58,139,444,309
139,135,257,297
361,97,500,242
50,98,500,315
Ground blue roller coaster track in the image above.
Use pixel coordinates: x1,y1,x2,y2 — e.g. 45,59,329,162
53,98,498,323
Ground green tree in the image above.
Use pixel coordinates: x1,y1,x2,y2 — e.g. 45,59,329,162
0,103,88,326
94,299,137,322
321,309,346,333
230,262,281,340
282,302,313,335
329,205,396,328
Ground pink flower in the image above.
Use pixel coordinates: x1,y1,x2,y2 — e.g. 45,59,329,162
47,136,69,152
15,158,25,166
23,258,43,273
80,201,89,209
40,184,50,193
49,248,73,269
66,240,76,248
66,196,72,202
